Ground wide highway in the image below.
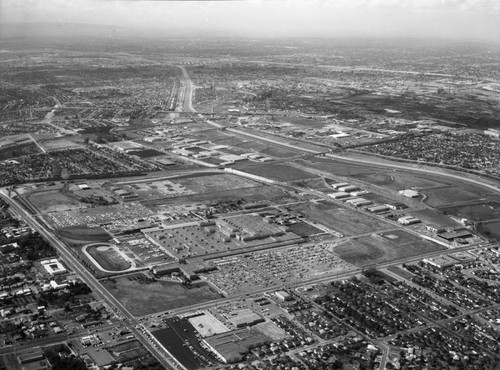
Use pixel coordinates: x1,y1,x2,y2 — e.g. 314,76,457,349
0,190,181,370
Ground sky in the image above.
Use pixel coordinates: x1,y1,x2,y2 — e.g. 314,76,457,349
1,0,500,42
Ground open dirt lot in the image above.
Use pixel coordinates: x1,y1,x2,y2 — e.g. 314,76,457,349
440,202,500,222
423,186,481,207
334,233,445,267
27,190,84,213
236,163,317,182
102,273,222,316
287,200,393,236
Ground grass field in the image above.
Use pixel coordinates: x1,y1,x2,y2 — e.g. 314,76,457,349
175,174,260,193
260,145,301,159
334,234,445,267
27,190,83,213
297,157,375,177
423,187,480,207
102,273,222,316
291,178,331,192
440,202,500,222
86,244,131,272
287,221,324,237
353,171,448,190
236,163,317,182
411,209,460,227
287,200,392,236
477,221,500,240
0,141,41,161
57,226,111,243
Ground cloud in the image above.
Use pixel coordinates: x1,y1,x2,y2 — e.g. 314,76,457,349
1,0,499,41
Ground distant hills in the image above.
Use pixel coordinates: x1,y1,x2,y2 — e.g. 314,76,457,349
0,22,129,40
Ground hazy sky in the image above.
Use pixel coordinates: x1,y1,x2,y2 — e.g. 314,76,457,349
2,0,500,41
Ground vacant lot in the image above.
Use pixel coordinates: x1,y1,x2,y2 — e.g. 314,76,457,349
477,221,500,240
102,273,222,316
237,163,317,182
423,186,480,207
411,209,460,227
260,145,301,159
147,184,300,208
287,201,392,236
353,171,448,191
287,221,324,237
334,234,445,267
175,173,260,193
440,202,500,222
27,190,83,213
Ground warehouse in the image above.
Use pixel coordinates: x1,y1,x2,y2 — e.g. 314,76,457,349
399,189,420,198
345,198,372,207
329,182,350,189
328,192,350,199
437,228,473,241
367,205,390,213
338,185,361,193
398,216,421,225
204,329,269,363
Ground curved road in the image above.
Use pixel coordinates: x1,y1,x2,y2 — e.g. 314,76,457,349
326,152,500,194
0,190,181,370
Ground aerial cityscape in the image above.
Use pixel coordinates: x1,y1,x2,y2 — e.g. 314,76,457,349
1,1,500,370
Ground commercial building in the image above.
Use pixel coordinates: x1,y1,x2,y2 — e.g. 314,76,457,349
423,256,458,270
275,290,292,301
40,259,67,276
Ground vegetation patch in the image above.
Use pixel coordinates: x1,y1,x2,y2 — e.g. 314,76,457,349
102,273,222,316
334,235,445,267
86,244,132,271
57,226,111,243
237,163,317,182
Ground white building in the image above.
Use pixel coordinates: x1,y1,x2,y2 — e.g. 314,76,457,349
41,259,67,276
399,189,420,198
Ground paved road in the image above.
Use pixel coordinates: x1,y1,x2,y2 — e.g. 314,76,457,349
326,152,500,194
178,66,195,113
0,190,180,370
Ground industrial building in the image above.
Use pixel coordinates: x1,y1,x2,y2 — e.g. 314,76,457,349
275,290,292,301
399,189,420,198
438,228,473,241
204,328,269,363
227,309,264,328
329,182,350,189
338,185,361,193
328,192,350,199
367,205,390,213
40,259,67,276
345,198,372,207
398,216,421,225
